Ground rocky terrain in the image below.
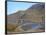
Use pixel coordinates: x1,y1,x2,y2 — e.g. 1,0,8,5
7,3,45,33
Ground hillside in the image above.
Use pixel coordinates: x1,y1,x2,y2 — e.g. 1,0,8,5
7,3,45,32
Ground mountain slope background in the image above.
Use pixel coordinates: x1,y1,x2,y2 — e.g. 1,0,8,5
7,3,45,32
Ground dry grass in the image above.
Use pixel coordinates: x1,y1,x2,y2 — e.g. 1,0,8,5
7,23,17,32
7,23,24,32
